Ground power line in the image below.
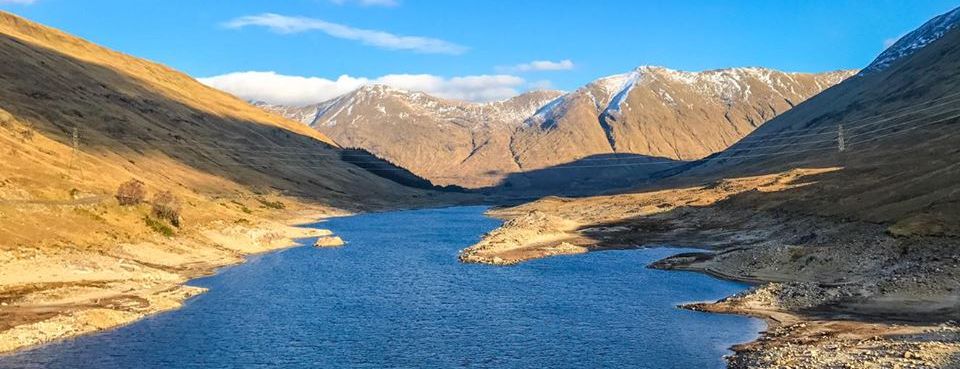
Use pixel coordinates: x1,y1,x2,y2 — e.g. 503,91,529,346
735,90,960,142
134,105,960,166
508,92,960,167
61,91,958,189
151,108,959,172
838,124,846,153
93,90,960,170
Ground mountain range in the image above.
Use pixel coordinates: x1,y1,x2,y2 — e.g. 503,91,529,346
457,6,960,366
260,67,854,189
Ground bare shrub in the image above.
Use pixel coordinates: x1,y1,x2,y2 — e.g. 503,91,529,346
0,111,11,128
257,198,286,210
116,179,146,206
19,127,34,141
152,190,181,227
144,216,175,237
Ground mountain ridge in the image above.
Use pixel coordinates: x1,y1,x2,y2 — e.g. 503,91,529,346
261,66,854,189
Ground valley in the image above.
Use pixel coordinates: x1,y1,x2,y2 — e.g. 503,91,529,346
1,3,959,369
0,11,468,353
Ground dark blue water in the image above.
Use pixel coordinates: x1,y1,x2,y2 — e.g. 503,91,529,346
0,206,762,369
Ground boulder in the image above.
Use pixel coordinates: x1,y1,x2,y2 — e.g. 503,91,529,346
314,236,344,247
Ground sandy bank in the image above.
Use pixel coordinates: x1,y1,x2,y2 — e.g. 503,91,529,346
0,210,339,355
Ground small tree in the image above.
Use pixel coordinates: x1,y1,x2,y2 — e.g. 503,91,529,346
116,179,146,206
152,190,182,227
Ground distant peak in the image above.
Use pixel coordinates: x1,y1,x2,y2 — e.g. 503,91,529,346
861,6,960,75
354,84,408,95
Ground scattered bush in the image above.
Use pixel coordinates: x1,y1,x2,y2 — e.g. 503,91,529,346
116,179,146,206
144,216,175,237
231,200,253,214
152,190,182,227
0,111,11,128
19,127,34,141
257,198,285,210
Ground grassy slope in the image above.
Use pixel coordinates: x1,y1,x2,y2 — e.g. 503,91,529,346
460,24,960,369
681,27,960,235
0,11,451,352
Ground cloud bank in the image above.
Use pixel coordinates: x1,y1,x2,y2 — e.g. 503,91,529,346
330,0,398,7
223,13,466,55
883,36,901,49
199,71,527,106
497,59,575,73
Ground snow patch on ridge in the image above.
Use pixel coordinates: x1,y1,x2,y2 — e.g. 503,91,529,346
602,70,642,115
525,95,568,128
861,6,960,75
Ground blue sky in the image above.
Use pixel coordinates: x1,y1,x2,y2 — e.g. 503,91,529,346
2,0,958,104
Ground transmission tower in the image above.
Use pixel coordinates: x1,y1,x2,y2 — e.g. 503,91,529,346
837,124,846,153
71,125,83,181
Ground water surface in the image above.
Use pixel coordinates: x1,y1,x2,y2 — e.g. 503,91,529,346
0,206,763,368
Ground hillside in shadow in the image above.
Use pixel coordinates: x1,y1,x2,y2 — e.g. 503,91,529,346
0,16,434,210
475,153,688,202
338,149,469,193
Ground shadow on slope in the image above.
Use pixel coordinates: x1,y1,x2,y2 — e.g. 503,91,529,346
338,148,469,192
480,153,689,201
0,31,429,209
562,164,960,322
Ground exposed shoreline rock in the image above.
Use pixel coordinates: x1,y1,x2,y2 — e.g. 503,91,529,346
458,169,960,368
314,236,345,248
0,211,338,355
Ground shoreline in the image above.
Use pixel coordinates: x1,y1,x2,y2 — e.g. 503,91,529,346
0,200,480,356
457,170,960,368
0,210,339,356
465,226,960,368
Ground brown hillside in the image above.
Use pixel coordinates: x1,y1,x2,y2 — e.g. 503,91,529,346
265,67,852,190
686,23,960,233
0,11,444,352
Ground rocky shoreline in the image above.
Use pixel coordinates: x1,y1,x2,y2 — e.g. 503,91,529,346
459,169,960,368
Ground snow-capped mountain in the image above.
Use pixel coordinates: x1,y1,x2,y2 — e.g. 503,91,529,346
511,66,854,171
260,67,853,188
258,86,564,187
259,85,561,129
861,6,960,75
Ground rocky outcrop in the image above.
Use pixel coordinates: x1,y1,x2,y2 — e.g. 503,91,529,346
314,236,345,247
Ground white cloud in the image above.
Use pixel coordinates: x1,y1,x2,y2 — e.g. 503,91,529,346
883,36,901,49
0,0,37,4
223,13,466,55
496,59,575,73
330,0,399,7
528,80,555,90
883,32,908,49
199,71,526,105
